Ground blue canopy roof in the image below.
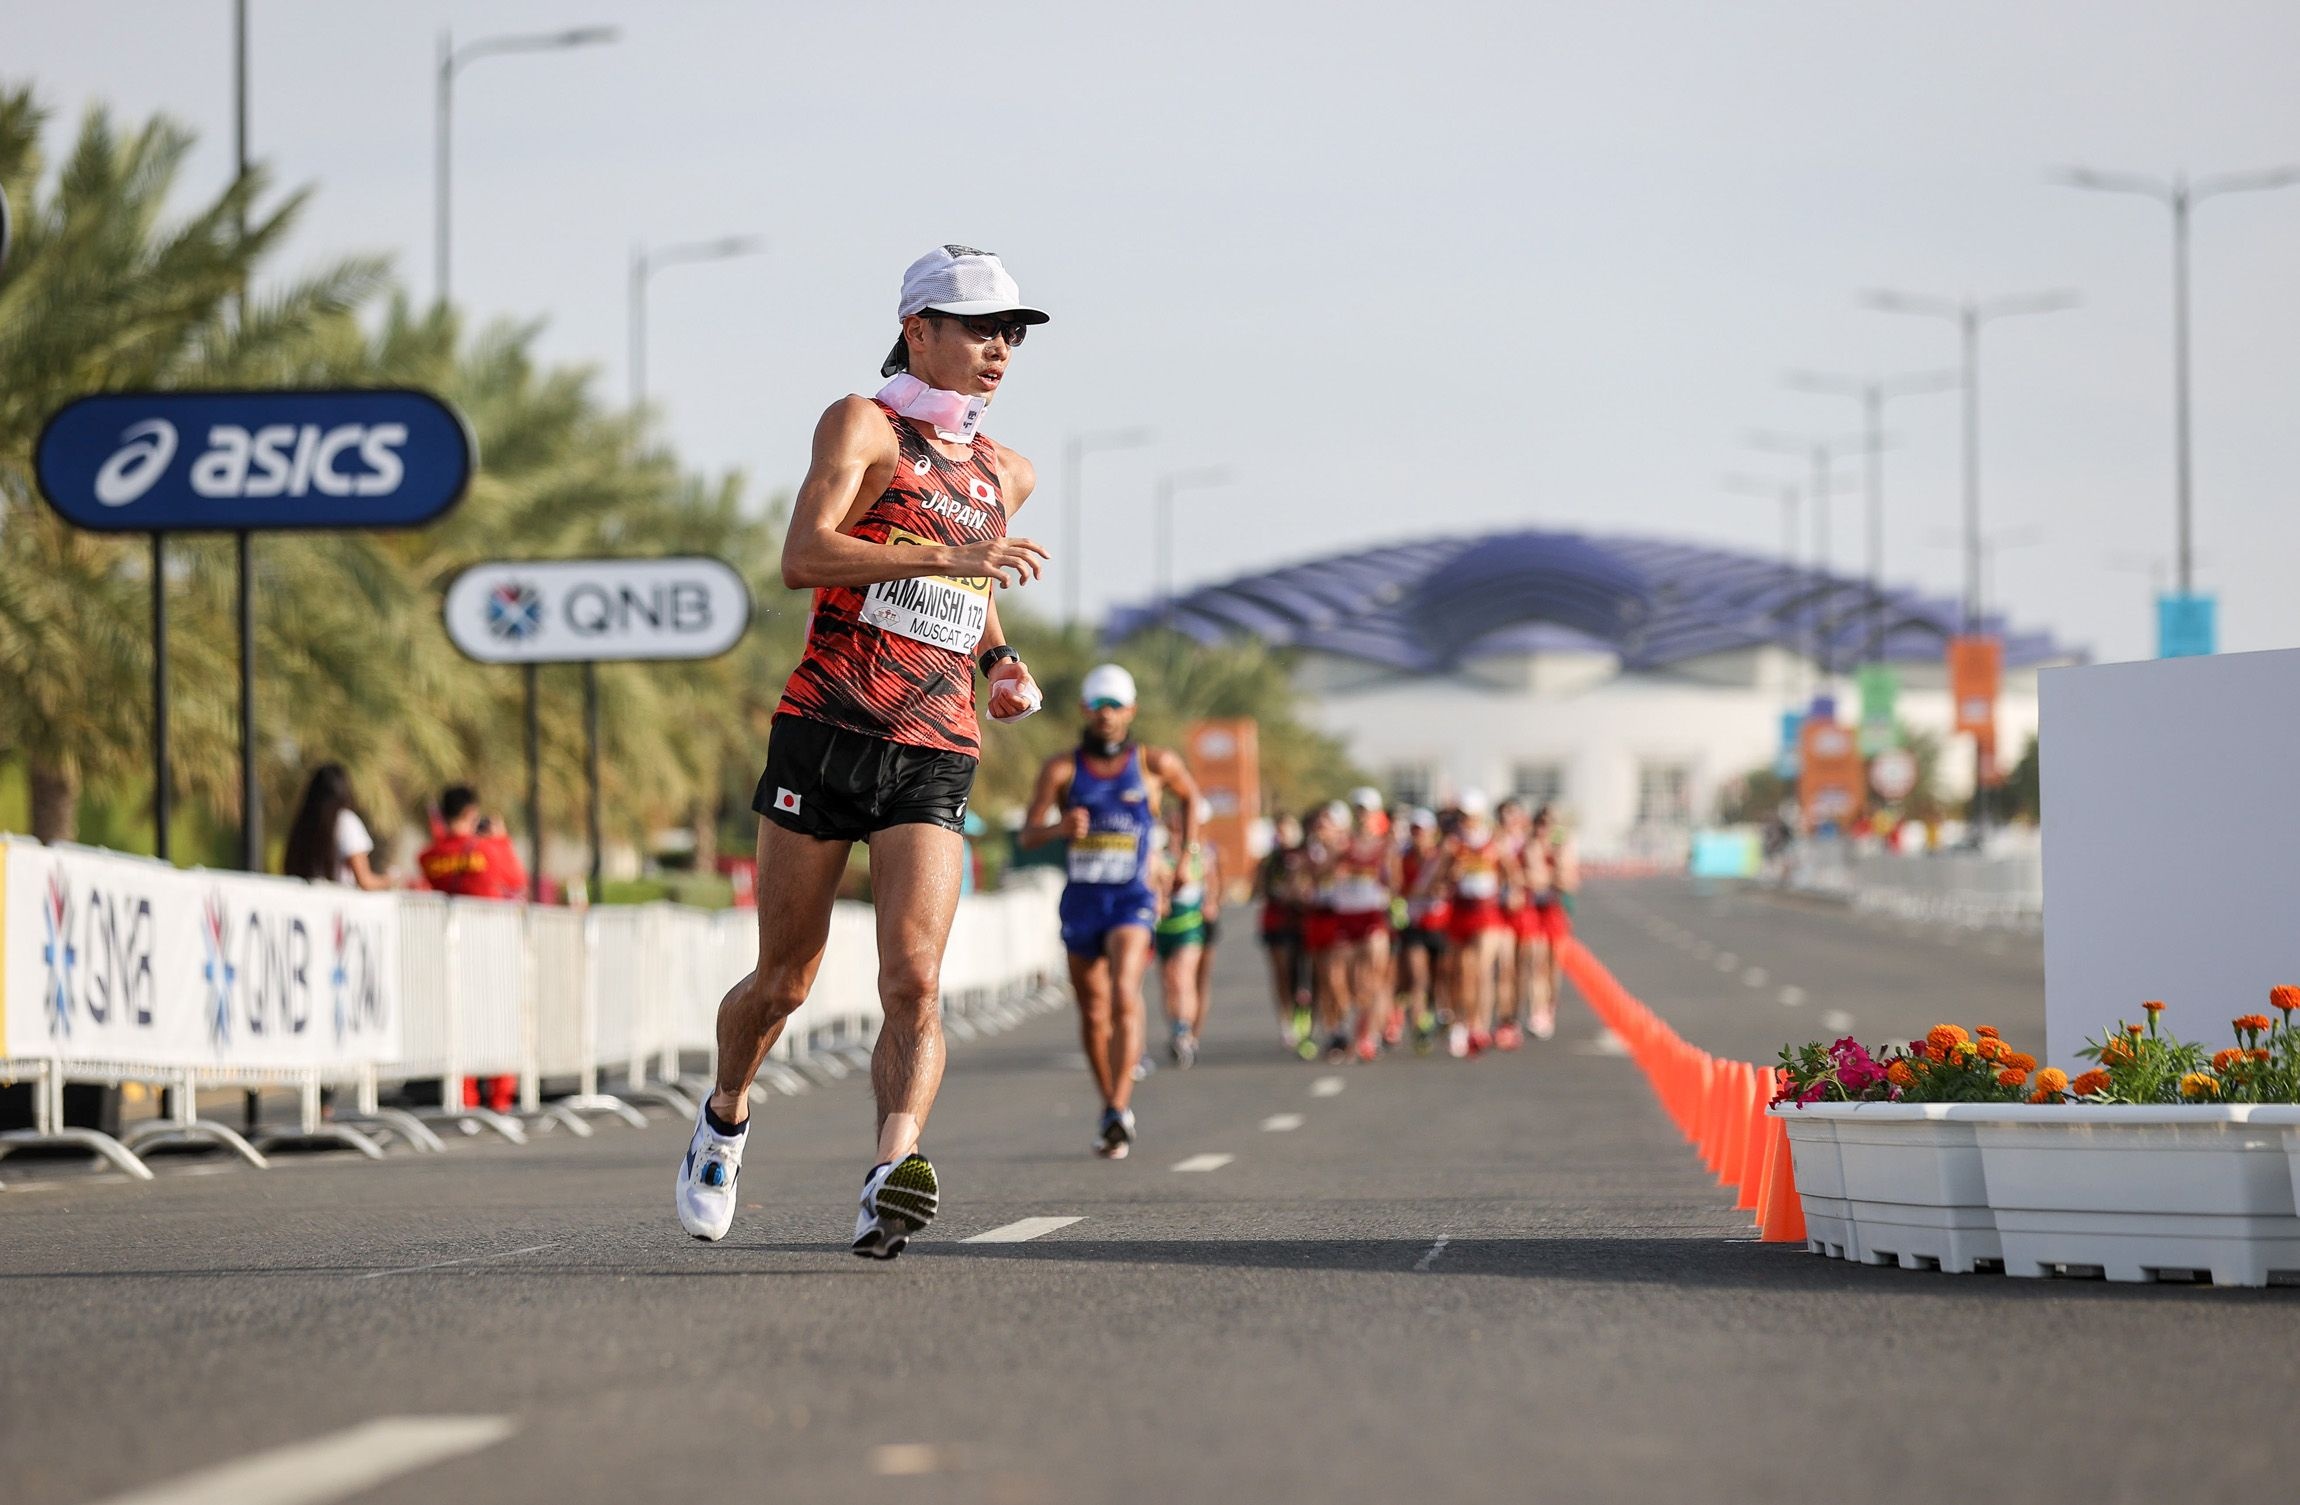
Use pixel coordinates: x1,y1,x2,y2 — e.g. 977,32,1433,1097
1103,529,2079,673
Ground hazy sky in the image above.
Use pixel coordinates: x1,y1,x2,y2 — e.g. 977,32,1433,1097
11,0,2300,664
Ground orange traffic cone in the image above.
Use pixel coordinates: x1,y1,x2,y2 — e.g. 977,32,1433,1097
1733,1068,1766,1211
1757,1116,1807,1243
1720,1063,1756,1193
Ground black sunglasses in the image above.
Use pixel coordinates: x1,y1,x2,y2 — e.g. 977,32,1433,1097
921,310,1030,348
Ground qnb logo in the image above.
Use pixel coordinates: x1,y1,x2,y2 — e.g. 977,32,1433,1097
486,581,545,640
94,419,179,506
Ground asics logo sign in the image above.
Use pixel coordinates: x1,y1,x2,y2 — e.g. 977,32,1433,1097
94,419,179,505
36,389,471,533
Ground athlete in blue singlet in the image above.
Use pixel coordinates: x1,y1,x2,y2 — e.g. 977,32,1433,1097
1020,664,1202,1158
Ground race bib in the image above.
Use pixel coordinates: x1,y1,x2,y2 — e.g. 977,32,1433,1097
1456,871,1500,900
1331,878,1389,914
859,527,991,653
1068,830,1141,885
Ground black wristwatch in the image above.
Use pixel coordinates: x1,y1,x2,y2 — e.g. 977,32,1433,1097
979,644,1020,677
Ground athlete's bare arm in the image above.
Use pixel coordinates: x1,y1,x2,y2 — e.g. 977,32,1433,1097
781,396,1048,590
1017,754,1085,850
1144,747,1203,853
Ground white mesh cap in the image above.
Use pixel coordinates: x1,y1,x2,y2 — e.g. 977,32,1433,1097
1080,663,1137,709
898,244,1051,322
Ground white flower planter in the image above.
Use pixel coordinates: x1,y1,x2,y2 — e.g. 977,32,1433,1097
1961,1105,2300,1287
1777,1114,1851,1259
1773,1104,1998,1272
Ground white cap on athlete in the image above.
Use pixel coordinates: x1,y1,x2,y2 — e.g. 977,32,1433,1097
1409,807,1438,830
1081,663,1137,709
1349,786,1384,812
1457,787,1491,818
884,244,1050,377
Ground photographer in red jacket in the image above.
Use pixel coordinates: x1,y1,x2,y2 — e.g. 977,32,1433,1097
418,786,528,1112
419,785,528,900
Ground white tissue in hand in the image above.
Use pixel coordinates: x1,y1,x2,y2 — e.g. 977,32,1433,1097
988,670,1041,723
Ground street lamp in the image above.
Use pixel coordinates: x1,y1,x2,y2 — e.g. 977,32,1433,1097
435,25,619,306
1154,467,1236,631
1859,288,2079,632
629,236,765,412
1722,473,1806,706
2050,163,2300,598
1746,431,1863,683
1062,429,1154,629
1783,368,1957,665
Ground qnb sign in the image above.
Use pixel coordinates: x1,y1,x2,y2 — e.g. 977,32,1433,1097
443,557,752,665
37,389,472,532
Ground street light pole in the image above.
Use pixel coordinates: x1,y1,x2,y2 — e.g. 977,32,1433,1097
1861,288,2079,633
1784,368,1957,665
1747,432,1862,686
434,24,619,307
2050,163,2300,597
628,235,765,413
1062,429,1154,630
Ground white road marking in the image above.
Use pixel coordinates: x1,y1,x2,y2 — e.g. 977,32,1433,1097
963,1216,1081,1244
1779,986,1808,1007
871,1444,945,1477
1261,1113,1305,1132
1819,1009,1855,1033
1574,1030,1630,1057
1742,967,1769,988
358,1242,557,1280
87,1415,516,1505
1310,1076,1346,1098
1716,952,1739,971
1171,1153,1234,1173
1414,1236,1451,1272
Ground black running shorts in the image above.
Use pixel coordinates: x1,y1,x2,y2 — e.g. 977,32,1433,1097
752,714,977,842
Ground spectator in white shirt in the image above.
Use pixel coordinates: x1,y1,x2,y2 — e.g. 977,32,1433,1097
282,763,389,890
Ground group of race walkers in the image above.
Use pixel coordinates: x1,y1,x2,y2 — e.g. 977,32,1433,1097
1255,788,1578,1064
673,243,1573,1259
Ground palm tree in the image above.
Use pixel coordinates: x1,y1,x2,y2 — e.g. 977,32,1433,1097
0,89,383,841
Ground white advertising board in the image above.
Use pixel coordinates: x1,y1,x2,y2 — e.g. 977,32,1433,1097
443,556,751,664
1,839,400,1071
2041,647,2300,1071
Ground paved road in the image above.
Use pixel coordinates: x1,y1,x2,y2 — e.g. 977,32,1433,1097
3,879,2293,1505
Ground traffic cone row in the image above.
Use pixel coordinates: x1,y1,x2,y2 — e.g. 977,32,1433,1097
1559,938,1806,1244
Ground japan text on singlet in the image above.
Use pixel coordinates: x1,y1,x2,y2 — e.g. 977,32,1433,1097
776,400,1007,756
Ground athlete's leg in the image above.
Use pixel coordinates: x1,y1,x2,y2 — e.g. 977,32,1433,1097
862,823,966,1164
1527,934,1556,1033
1106,925,1154,1111
1195,929,1218,1034
1070,950,1119,1106
710,819,851,1126
1160,942,1202,1036
1356,929,1393,1046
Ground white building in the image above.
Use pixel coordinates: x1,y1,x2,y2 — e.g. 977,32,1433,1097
1109,530,2081,861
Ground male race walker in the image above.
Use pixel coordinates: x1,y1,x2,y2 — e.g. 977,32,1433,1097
1019,664,1202,1157
675,245,1051,1258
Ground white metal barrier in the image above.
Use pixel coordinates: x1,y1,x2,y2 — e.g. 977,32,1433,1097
1788,838,2044,931
1,835,1066,1179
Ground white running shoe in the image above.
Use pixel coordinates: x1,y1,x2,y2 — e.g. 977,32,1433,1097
1094,1106,1137,1159
674,1103,747,1241
1447,1022,1471,1060
852,1152,938,1260
1531,1011,1557,1041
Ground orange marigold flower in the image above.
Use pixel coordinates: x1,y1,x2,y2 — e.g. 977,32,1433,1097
2180,1072,2220,1100
1976,1025,2002,1039
1921,1043,1945,1063
2006,1052,2038,1073
2234,1014,2274,1034
2125,1023,2146,1037
2143,1000,2166,1014
2252,1049,2272,1064
2035,1067,2069,1095
2272,985,2300,1015
1997,1067,2030,1089
2069,1068,2112,1097
2213,1048,2246,1073
1885,1060,1917,1088
2099,1039,2136,1068
1975,1037,2007,1062
2026,1087,2053,1104
1926,1024,1970,1053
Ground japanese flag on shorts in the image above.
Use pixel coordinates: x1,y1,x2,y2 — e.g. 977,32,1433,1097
774,788,802,814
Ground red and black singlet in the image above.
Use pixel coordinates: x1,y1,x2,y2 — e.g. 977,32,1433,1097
776,401,1008,757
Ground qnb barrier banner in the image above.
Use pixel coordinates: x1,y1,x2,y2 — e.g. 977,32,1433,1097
35,389,473,532
0,839,401,1070
442,557,751,665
